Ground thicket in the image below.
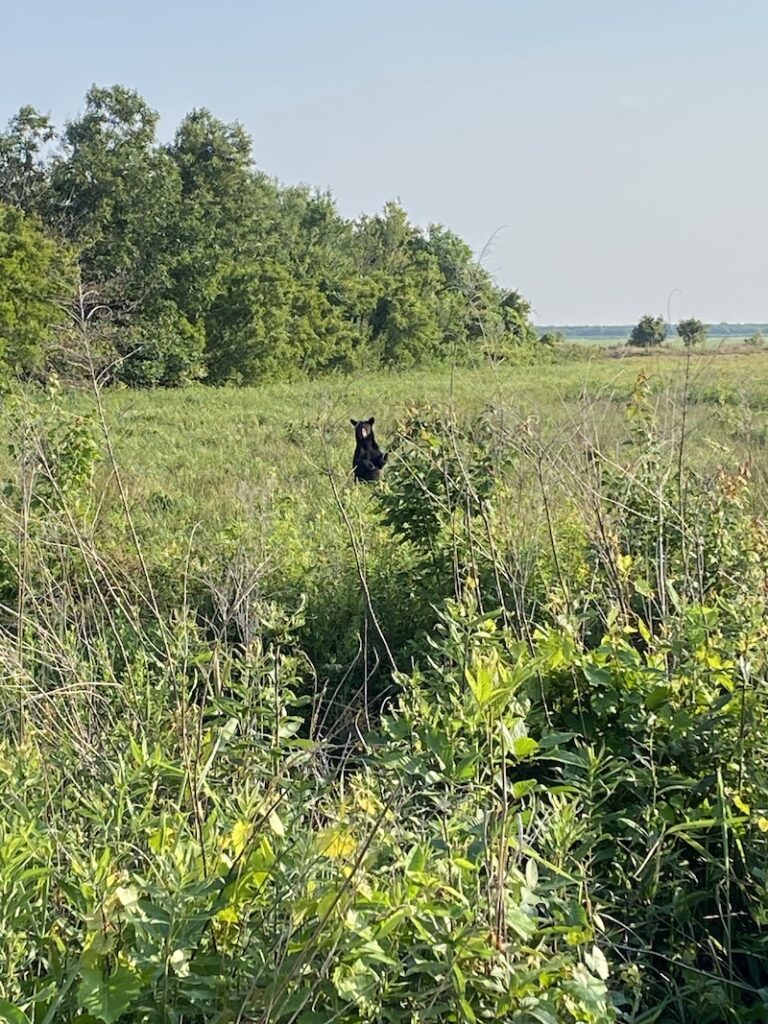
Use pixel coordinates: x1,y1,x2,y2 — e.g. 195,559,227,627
0,366,766,1022
0,86,538,388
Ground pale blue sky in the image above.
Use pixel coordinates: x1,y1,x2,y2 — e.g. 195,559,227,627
2,0,766,324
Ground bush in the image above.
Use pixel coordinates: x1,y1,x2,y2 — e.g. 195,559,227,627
627,314,667,348
0,202,76,380
116,305,206,386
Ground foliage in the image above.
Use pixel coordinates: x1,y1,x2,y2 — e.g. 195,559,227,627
0,359,767,1021
0,203,76,381
627,314,667,348
538,330,566,346
677,317,708,347
0,106,55,216
376,405,510,550
0,89,537,388
48,86,179,316
115,304,207,387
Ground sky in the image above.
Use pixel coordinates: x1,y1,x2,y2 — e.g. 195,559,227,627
2,0,767,325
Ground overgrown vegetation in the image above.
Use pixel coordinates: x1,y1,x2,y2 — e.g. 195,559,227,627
0,204,76,379
0,351,767,1022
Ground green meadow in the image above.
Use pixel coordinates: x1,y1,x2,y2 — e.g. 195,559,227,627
2,346,768,1021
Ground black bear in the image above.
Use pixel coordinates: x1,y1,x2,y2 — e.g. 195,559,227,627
350,417,388,482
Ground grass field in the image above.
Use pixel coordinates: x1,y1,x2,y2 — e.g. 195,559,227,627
56,346,768,693
97,347,768,525
553,333,765,350
2,347,768,1022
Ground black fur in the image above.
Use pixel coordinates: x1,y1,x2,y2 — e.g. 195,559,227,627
350,417,388,482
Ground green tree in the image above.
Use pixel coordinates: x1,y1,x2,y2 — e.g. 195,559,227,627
273,186,369,372
498,288,535,341
0,106,55,217
628,314,667,348
167,108,279,324
676,317,707,347
47,86,208,384
205,261,295,384
0,203,75,379
421,223,474,290
539,330,566,346
277,186,353,275
0,84,539,387
50,85,178,293
354,201,415,275
115,304,206,387
354,204,445,365
419,225,482,354
376,250,444,367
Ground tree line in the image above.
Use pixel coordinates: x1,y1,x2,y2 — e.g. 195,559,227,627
540,321,767,345
0,85,537,387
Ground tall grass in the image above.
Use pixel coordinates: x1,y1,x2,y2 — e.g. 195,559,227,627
0,347,767,1021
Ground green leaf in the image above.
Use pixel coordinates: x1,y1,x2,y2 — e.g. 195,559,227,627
452,962,466,996
465,664,493,707
454,755,478,780
527,1008,559,1024
268,810,285,837
636,616,653,643
512,736,538,759
582,663,613,687
645,684,671,710
537,731,578,750
0,1001,31,1024
666,579,682,611
376,907,408,937
114,885,139,909
77,963,142,1024
332,960,378,1008
405,844,427,875
169,948,190,978
452,857,478,872
458,996,477,1022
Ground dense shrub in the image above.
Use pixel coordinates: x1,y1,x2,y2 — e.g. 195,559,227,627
0,89,538,388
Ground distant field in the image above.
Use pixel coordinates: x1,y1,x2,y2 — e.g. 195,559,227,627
1,350,761,545
2,344,759,688
559,333,763,349
81,348,768,541
5,344,768,659
561,335,626,347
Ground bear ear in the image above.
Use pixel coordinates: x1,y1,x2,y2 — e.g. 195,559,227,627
382,452,389,464
350,419,358,427
368,416,375,425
